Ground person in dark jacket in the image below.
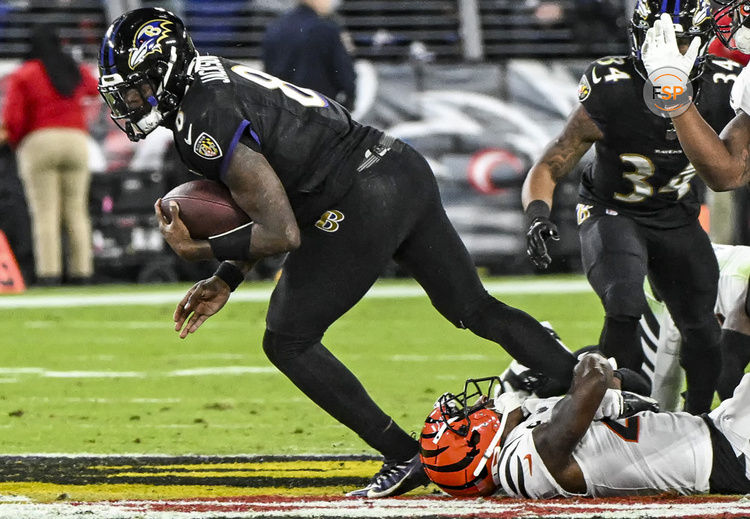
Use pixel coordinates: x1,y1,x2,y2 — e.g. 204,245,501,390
262,0,357,110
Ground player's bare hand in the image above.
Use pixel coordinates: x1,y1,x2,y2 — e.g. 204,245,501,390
155,199,210,261
173,276,231,339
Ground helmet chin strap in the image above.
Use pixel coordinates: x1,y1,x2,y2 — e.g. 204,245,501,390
471,385,524,478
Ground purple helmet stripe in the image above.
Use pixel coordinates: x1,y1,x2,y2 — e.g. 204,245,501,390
100,16,126,74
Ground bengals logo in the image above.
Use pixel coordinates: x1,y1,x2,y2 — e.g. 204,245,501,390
193,132,223,160
315,210,345,233
129,19,173,69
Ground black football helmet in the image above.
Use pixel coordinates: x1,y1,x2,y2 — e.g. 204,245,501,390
713,0,750,52
629,0,713,81
98,7,196,141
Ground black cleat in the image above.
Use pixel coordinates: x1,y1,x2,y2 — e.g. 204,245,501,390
345,453,429,498
500,360,550,395
620,391,660,418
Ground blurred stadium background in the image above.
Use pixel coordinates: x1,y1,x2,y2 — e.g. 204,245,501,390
0,0,663,284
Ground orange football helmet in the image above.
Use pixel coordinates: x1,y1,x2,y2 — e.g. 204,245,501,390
419,377,505,497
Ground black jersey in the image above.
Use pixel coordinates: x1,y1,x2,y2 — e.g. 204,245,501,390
171,55,381,224
577,55,739,228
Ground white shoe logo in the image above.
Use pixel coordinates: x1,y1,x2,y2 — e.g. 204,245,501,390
591,67,602,84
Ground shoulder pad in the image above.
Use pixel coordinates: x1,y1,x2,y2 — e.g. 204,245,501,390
579,56,635,102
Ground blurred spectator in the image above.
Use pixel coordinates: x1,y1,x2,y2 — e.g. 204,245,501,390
2,23,99,286
0,125,34,284
262,0,357,110
568,0,624,53
533,1,564,26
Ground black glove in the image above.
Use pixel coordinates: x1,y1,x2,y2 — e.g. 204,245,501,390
526,217,560,270
619,391,660,419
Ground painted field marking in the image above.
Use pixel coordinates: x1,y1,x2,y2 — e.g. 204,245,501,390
1,495,750,519
0,279,592,309
0,366,278,380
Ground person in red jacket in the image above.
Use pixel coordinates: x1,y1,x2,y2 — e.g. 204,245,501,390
2,23,99,285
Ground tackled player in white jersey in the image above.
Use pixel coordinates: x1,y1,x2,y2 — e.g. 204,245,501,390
420,354,750,499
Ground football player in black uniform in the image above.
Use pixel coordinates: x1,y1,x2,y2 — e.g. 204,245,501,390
522,0,737,414
649,0,750,192
98,7,579,497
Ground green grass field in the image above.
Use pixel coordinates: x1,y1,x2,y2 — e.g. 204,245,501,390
0,276,604,456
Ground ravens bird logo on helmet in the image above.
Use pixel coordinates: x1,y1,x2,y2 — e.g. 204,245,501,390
98,7,196,141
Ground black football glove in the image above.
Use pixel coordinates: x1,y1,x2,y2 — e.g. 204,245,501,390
526,217,560,270
619,391,660,419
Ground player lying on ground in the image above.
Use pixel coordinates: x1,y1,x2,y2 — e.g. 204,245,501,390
98,7,580,498
641,243,750,411
420,354,750,498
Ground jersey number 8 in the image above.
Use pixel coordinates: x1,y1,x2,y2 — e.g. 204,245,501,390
230,65,328,108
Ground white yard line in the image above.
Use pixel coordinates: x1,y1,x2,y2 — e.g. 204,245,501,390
0,497,748,519
0,366,277,379
0,279,591,309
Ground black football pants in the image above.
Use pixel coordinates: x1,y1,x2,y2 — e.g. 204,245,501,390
579,211,720,413
263,143,577,460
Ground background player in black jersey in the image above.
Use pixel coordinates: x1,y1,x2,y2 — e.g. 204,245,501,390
522,0,736,414
640,4,750,407
98,7,580,498
646,2,750,192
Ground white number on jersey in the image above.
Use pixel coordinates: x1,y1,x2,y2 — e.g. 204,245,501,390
604,67,631,83
230,65,327,108
615,154,655,203
616,155,695,203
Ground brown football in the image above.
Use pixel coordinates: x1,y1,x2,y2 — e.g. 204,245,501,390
160,179,251,239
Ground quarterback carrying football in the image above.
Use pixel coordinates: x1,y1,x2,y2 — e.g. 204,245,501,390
98,7,580,498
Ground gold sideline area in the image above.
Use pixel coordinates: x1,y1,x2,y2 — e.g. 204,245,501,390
0,456,748,519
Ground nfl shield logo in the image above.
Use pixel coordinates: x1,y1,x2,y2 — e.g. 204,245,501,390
194,132,223,160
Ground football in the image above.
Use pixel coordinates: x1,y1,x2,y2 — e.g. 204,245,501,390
159,179,251,239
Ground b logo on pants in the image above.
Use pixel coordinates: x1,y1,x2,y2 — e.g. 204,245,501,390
576,203,593,225
315,210,345,233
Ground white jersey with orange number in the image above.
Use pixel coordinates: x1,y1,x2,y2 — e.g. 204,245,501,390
494,397,713,498
730,64,750,115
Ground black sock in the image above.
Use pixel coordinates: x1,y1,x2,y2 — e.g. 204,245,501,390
463,297,576,389
263,333,417,461
680,325,721,414
599,316,642,370
717,329,750,400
